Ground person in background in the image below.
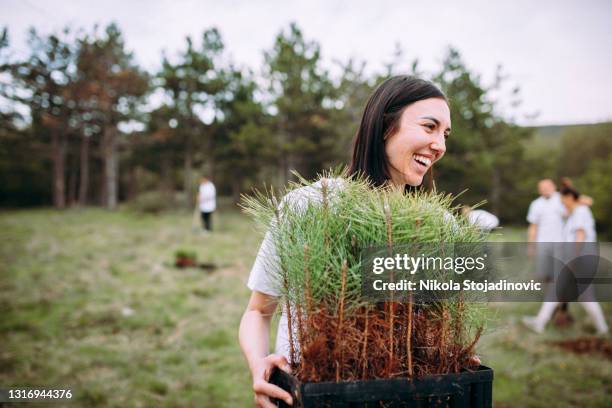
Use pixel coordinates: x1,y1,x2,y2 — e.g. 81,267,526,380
198,176,216,232
526,178,566,284
525,178,594,326
523,186,608,335
527,179,565,248
526,179,571,325
461,206,499,231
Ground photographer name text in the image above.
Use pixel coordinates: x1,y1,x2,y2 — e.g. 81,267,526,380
372,279,542,292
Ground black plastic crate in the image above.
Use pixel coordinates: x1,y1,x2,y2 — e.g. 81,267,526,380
270,365,493,408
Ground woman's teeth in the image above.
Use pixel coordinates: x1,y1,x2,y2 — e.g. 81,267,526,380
413,154,431,167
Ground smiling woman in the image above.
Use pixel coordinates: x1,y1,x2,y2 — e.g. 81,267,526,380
239,76,454,408
383,98,450,186
348,76,450,188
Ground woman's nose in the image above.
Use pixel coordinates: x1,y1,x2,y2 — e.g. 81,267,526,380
431,137,446,154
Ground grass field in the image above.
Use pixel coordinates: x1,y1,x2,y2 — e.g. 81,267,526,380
1,207,610,407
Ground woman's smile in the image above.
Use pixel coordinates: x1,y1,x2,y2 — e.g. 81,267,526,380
385,98,451,186
413,153,432,168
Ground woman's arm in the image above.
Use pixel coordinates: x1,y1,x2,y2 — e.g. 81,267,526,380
573,228,586,256
239,291,293,407
578,195,593,206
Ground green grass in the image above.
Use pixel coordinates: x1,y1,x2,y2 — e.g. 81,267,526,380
1,208,610,407
0,207,259,407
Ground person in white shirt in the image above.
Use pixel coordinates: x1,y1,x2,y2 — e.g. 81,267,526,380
523,186,608,335
527,179,565,243
462,206,499,231
525,179,595,325
198,177,216,232
526,179,566,282
238,76,462,407
526,179,572,324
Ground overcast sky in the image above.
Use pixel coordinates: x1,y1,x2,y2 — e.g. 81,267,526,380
2,0,611,126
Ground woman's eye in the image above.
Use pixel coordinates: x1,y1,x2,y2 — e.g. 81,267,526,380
423,123,435,131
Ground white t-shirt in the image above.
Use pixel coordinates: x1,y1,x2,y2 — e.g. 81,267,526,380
526,192,566,242
562,205,597,243
246,178,344,362
467,209,499,230
198,182,216,212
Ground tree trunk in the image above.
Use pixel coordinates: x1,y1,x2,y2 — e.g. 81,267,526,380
51,130,66,209
126,165,139,201
78,134,90,206
277,127,289,187
208,126,216,181
102,126,118,209
160,155,173,193
67,147,78,207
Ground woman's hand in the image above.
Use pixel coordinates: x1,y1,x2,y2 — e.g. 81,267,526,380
251,354,293,407
239,291,290,406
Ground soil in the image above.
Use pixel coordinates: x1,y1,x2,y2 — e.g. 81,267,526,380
552,309,574,328
549,337,612,361
174,257,216,271
175,257,197,268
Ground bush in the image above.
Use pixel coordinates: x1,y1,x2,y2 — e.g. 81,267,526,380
579,155,612,239
128,191,178,213
242,172,488,382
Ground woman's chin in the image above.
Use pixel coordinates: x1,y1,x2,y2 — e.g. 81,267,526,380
403,174,424,186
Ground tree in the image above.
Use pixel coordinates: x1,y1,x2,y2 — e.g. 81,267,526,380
433,48,532,220
0,28,51,206
579,156,612,239
156,28,226,206
138,105,185,195
558,123,612,178
76,24,148,209
214,67,274,202
264,23,340,183
8,27,79,208
326,59,375,165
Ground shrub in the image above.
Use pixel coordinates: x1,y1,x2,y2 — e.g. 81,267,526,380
128,191,176,213
242,171,489,382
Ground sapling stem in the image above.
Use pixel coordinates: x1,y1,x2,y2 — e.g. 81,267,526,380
407,218,421,377
321,178,329,249
361,307,369,379
296,245,310,366
384,198,394,377
272,193,296,366
336,259,348,382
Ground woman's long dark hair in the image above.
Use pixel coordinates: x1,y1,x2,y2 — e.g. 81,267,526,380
560,186,580,200
348,76,447,188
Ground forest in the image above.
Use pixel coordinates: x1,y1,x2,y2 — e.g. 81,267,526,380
1,22,610,234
